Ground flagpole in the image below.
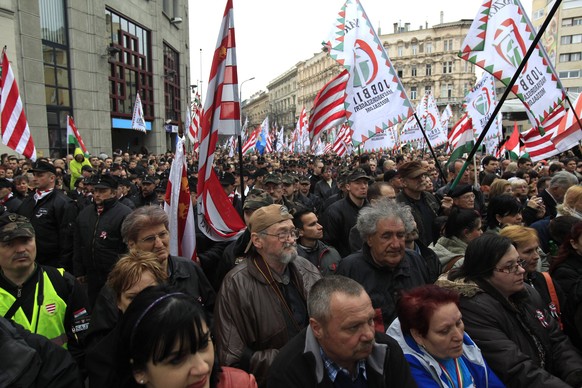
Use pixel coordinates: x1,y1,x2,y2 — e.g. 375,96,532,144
413,113,447,184
449,0,562,192
238,77,255,205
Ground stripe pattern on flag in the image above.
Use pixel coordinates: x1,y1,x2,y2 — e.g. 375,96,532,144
521,106,564,162
196,0,245,241
0,50,36,161
308,70,348,146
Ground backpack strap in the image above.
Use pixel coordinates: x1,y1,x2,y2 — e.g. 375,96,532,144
443,255,464,273
541,271,563,330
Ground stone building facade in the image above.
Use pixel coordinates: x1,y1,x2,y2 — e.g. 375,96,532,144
0,0,190,158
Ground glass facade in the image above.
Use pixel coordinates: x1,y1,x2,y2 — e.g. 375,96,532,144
39,0,72,158
105,9,153,119
163,43,180,122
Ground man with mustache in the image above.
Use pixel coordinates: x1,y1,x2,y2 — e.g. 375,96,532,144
267,276,416,387
214,204,322,387
336,198,433,331
0,211,91,370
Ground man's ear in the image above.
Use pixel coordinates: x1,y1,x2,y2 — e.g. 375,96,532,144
310,317,323,339
251,233,263,250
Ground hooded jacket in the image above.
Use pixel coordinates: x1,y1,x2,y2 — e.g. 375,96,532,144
69,148,92,190
429,235,467,271
436,275,582,387
387,319,504,388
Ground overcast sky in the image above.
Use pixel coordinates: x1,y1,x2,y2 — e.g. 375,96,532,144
188,0,534,100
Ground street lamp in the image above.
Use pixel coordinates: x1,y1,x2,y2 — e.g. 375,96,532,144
237,76,255,204
239,76,255,105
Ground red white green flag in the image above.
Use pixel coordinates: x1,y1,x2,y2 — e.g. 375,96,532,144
324,0,413,146
66,116,89,157
460,0,564,133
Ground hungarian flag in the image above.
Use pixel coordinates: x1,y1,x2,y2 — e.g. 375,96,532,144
553,93,582,152
131,92,147,132
164,136,197,263
448,114,474,163
324,0,413,145
196,0,245,241
500,122,520,160
67,116,89,157
460,0,564,133
0,49,36,161
308,70,348,146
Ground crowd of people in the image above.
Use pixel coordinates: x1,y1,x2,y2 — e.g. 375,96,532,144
2,145,582,387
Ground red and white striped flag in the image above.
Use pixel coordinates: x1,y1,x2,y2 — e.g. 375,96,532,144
164,136,197,263
308,70,348,147
265,130,273,153
189,104,201,153
196,0,245,241
332,123,353,156
553,94,582,152
521,106,564,162
0,49,36,161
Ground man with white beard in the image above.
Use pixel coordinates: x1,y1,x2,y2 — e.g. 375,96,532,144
214,204,322,386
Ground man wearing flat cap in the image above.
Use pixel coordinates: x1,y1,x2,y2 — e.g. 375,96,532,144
73,174,133,306
214,204,322,386
0,212,91,368
322,168,372,257
0,177,21,212
396,161,451,246
17,160,78,270
131,174,160,208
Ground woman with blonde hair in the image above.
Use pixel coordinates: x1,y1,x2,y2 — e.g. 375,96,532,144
87,250,169,387
557,185,582,220
488,179,512,200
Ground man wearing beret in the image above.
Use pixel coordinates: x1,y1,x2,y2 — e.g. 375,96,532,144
0,212,91,369
73,174,133,306
17,160,78,270
214,204,322,386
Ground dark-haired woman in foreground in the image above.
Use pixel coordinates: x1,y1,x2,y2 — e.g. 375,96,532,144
437,234,582,387
115,285,256,388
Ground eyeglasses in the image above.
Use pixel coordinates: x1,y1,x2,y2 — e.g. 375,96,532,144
139,230,169,244
493,259,526,274
261,228,299,242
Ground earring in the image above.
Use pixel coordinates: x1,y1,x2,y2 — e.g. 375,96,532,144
140,380,145,385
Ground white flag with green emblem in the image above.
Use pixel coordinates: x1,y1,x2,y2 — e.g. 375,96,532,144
324,0,414,146
465,72,503,139
460,0,564,133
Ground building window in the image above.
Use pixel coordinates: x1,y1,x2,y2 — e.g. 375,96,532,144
442,61,453,73
164,43,180,122
559,52,582,62
533,9,544,20
411,66,417,77
464,61,473,73
397,45,403,56
567,86,582,93
39,0,72,158
559,70,580,78
443,39,453,51
425,86,432,95
410,86,417,100
397,69,403,78
106,9,153,119
426,42,432,53
411,44,418,55
561,34,582,44
426,63,432,76
563,17,582,27
440,83,453,98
